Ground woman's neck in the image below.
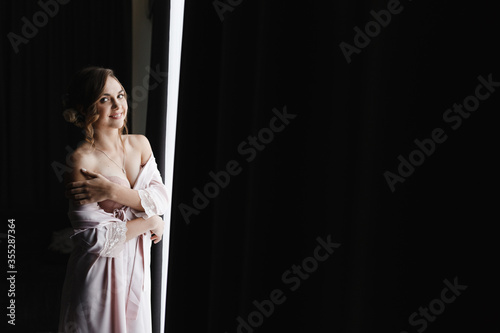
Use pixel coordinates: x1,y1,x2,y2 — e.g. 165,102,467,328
93,129,123,152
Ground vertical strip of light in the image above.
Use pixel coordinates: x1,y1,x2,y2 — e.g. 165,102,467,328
161,0,185,332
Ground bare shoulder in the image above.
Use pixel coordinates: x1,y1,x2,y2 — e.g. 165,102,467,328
126,134,153,164
65,144,98,184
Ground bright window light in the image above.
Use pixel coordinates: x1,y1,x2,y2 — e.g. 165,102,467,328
161,0,185,332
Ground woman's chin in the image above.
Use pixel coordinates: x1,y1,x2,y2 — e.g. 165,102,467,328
94,121,125,131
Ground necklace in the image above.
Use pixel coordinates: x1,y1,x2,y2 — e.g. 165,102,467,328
95,146,126,174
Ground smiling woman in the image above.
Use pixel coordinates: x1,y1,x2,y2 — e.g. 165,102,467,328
62,67,129,147
58,66,169,333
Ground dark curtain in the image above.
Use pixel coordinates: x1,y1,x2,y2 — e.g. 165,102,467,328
162,0,499,332
1,1,132,331
146,0,171,332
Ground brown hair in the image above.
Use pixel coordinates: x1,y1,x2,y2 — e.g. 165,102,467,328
63,66,128,147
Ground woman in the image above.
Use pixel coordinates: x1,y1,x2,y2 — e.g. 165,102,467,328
58,66,168,333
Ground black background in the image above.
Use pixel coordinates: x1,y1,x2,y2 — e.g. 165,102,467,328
1,0,499,332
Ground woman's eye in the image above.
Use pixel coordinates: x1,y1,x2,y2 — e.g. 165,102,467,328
100,97,109,103
117,94,124,99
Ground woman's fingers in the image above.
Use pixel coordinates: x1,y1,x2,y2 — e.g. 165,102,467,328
74,193,90,201
65,183,89,200
65,169,99,190
66,180,86,190
65,169,98,190
65,186,82,199
66,185,86,195
66,186,96,205
65,170,112,204
150,232,162,244
75,199,89,206
80,168,100,178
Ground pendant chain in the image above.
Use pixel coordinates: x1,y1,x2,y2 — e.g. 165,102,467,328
95,147,126,174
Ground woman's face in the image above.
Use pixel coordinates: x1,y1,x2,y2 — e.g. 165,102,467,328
93,76,128,132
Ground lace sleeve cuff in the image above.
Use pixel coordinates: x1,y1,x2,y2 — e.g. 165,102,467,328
100,221,128,257
136,189,159,219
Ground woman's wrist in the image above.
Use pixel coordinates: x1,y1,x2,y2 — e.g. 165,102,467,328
108,182,119,202
147,215,159,229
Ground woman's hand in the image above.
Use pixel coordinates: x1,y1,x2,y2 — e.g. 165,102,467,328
149,215,165,244
66,169,115,205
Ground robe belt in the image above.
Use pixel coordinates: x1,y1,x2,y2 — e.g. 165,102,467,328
113,207,146,321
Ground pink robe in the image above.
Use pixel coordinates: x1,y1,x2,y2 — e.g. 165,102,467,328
59,154,168,333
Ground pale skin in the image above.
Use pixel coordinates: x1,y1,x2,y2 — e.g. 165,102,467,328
65,76,164,243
